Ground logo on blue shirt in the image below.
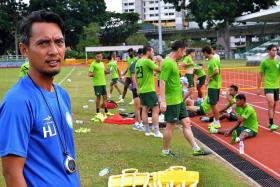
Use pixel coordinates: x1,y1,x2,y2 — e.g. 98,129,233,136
42,115,57,138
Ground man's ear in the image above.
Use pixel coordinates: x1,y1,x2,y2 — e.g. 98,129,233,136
19,43,28,57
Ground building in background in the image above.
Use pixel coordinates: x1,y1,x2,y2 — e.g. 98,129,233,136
122,0,186,29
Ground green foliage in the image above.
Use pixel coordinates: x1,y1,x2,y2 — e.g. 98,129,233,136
126,33,148,46
100,12,140,45
77,23,100,51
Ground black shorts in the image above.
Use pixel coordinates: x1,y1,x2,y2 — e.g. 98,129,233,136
111,78,118,85
197,106,206,115
139,91,159,108
185,74,194,88
197,75,206,86
93,86,107,96
124,77,132,89
228,112,238,121
165,102,188,123
264,88,279,101
207,88,220,105
131,88,139,99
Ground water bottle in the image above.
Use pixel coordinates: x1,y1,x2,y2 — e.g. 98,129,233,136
239,140,244,154
99,167,110,176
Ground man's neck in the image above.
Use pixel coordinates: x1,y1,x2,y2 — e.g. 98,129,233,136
168,52,177,61
29,70,54,92
269,55,275,60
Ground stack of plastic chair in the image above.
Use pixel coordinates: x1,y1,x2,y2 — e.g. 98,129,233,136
150,166,199,187
108,168,150,187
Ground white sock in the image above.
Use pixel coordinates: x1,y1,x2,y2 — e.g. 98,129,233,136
162,149,169,154
153,125,160,134
145,124,150,133
192,146,201,151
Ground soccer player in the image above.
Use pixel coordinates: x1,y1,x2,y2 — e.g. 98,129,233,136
130,48,144,131
0,10,80,186
257,44,279,131
200,85,239,122
117,48,136,104
209,94,258,144
193,62,206,102
160,41,209,157
202,46,222,129
180,49,195,99
135,46,163,138
88,52,112,119
108,52,122,100
19,61,29,78
212,45,220,62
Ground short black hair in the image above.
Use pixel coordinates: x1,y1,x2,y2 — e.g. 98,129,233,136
171,41,186,51
95,51,102,56
230,85,238,92
211,45,217,51
236,94,246,101
137,48,143,55
202,46,212,54
267,44,278,51
186,49,195,55
19,10,65,46
127,48,134,53
142,46,152,55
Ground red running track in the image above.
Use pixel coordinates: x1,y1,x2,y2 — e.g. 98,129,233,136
190,90,280,180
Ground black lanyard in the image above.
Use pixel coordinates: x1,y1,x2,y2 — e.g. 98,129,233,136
27,74,69,156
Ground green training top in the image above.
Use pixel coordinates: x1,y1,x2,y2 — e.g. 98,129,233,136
207,57,221,89
19,61,29,78
126,57,136,78
89,61,106,86
200,96,211,114
260,57,280,89
235,104,258,133
183,55,194,71
159,57,183,105
227,94,237,107
194,63,206,78
108,60,119,79
135,58,158,93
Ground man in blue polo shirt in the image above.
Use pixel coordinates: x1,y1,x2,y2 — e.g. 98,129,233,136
0,10,80,187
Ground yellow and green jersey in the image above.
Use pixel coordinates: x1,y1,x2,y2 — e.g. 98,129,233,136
89,61,106,86
207,57,221,89
135,58,158,94
201,96,211,114
126,57,136,78
183,55,194,71
260,58,280,89
159,57,183,105
108,60,119,79
235,104,258,133
19,61,29,78
194,63,206,78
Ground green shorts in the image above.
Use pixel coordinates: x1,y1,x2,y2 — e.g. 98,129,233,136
236,126,257,137
197,106,206,115
93,85,107,97
111,78,118,85
165,102,188,123
197,75,206,86
207,88,220,105
264,88,279,101
185,74,194,88
139,91,158,108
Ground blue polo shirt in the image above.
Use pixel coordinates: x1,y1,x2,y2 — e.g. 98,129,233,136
0,76,80,187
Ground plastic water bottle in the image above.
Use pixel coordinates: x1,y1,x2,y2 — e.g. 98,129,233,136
239,140,244,154
99,167,110,176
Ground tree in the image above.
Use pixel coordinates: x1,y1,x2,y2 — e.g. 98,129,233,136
126,33,148,46
0,0,28,55
28,0,106,49
163,0,277,52
77,23,100,51
100,12,140,45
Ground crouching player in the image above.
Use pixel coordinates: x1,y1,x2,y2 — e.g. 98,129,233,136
209,94,258,144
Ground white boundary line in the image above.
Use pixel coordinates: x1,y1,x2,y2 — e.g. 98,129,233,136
190,121,280,179
58,67,76,85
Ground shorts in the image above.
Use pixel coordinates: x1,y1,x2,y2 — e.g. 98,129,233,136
185,74,194,88
264,88,279,101
165,102,188,123
236,126,257,137
207,88,220,105
196,106,206,116
131,88,139,99
111,78,118,85
197,75,206,86
228,112,238,121
139,91,158,108
94,86,107,96
124,77,132,89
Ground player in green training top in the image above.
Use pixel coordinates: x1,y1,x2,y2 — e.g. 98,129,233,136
108,52,122,100
257,44,280,131
135,46,162,138
202,46,222,129
88,52,112,120
159,41,210,157
117,48,136,104
180,49,195,99
19,61,29,78
193,60,206,102
209,94,258,144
